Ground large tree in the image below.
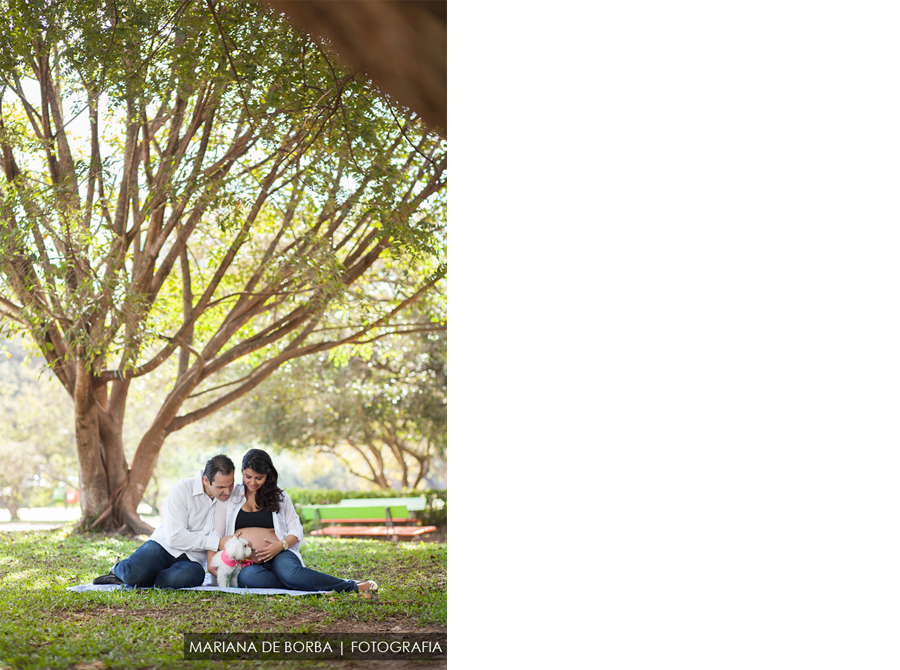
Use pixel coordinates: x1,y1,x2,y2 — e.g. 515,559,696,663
217,315,447,490
0,0,446,533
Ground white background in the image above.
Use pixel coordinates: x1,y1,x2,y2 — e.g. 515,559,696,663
451,2,900,667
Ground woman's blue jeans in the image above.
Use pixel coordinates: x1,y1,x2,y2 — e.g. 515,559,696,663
237,550,358,592
113,540,205,589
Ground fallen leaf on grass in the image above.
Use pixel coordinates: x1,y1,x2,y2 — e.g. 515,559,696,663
74,662,107,670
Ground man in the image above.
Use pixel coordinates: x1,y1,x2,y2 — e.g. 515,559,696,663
94,454,236,589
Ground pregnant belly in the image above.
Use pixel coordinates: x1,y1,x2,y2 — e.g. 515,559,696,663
235,527,279,563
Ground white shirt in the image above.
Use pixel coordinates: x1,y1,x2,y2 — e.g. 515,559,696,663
216,483,306,566
149,472,221,567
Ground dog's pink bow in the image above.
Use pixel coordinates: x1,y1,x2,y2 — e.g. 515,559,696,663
220,553,252,569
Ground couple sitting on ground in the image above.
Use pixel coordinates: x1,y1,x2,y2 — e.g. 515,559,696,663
94,448,378,595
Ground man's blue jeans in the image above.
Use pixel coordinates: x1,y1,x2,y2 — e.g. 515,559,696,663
113,539,205,589
237,551,358,592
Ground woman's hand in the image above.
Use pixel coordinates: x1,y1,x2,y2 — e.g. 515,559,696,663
254,538,284,563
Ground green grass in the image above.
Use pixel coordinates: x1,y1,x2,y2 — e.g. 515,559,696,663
0,528,446,669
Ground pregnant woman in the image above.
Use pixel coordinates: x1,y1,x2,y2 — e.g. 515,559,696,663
210,448,378,595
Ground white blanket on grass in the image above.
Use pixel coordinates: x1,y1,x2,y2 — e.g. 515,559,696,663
66,583,332,595
67,573,334,596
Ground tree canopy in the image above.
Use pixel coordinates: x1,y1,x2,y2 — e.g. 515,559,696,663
218,319,447,489
0,0,446,533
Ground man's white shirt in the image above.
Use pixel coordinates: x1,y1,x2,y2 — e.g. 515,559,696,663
148,472,221,566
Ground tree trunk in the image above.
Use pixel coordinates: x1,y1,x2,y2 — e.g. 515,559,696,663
263,0,447,134
75,421,155,536
364,443,392,489
384,429,411,488
73,364,153,535
73,362,110,525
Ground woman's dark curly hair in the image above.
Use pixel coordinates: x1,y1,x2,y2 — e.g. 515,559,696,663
242,448,283,513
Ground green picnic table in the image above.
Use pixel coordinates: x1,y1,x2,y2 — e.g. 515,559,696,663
299,500,437,539
337,496,428,512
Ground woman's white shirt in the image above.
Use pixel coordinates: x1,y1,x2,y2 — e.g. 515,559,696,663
215,483,305,566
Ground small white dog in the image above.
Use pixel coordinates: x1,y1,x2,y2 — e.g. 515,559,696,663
209,536,253,588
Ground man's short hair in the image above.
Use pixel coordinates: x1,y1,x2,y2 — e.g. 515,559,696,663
203,454,235,482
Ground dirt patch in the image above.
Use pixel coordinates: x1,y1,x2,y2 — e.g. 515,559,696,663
251,609,328,630
49,610,447,668
51,608,445,635
51,606,174,621
316,661,446,670
313,618,445,635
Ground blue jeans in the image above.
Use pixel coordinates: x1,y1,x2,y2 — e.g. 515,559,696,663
113,540,205,589
237,551,358,592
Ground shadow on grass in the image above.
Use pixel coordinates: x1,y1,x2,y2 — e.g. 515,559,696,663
0,528,446,670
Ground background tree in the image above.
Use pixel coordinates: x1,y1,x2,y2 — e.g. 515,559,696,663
0,336,78,520
0,0,446,533
218,310,446,490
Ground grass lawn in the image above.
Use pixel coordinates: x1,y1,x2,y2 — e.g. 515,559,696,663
0,528,446,669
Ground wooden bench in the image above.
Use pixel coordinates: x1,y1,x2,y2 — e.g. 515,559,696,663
300,503,437,539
